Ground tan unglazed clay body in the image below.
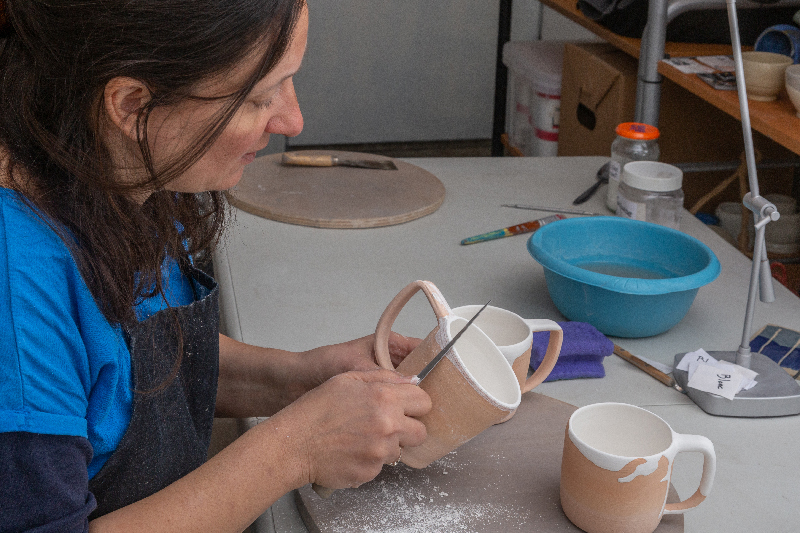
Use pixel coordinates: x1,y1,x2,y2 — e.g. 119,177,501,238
561,430,673,533
374,281,523,468
559,403,715,533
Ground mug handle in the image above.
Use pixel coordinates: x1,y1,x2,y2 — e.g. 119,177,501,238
522,319,564,393
374,280,451,370
663,433,716,514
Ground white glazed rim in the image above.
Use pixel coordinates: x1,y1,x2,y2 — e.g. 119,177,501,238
742,50,794,65
568,402,674,461
786,63,800,82
438,316,521,411
451,305,532,349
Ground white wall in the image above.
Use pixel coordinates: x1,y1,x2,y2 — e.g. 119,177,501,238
262,1,600,152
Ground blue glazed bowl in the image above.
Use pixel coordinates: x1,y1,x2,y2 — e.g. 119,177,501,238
527,217,720,338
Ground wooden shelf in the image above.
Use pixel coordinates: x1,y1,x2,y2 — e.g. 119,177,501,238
540,0,800,156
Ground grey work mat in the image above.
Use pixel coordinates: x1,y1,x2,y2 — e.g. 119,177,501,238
296,392,684,533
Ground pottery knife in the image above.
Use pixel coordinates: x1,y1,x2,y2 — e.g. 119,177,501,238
412,300,490,385
281,152,398,170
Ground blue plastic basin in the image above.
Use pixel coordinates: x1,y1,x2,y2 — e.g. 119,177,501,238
527,217,720,338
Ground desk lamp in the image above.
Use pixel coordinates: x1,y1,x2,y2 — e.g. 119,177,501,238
669,0,800,416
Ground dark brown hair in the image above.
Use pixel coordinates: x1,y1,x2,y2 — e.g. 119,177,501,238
0,0,303,325
0,2,8,37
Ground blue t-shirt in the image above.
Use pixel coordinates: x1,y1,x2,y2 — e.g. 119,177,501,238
0,188,194,477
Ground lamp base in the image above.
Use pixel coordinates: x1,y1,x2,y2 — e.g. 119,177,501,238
673,351,800,417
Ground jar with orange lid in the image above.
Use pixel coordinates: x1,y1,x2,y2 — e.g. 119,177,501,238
606,122,660,211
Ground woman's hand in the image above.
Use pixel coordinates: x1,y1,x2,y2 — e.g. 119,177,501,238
215,332,421,418
91,370,430,533
301,331,421,386
272,368,431,490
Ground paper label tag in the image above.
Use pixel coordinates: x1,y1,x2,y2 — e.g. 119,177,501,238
608,160,621,182
678,349,759,398
695,55,735,72
616,194,644,221
687,363,744,400
716,360,758,390
661,57,715,74
677,349,714,371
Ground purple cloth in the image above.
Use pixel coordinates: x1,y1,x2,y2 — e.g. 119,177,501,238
530,321,614,381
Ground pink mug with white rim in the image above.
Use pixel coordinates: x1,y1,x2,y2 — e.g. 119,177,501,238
561,402,716,533
374,281,522,468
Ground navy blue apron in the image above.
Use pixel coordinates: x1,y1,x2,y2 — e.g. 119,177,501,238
88,265,219,518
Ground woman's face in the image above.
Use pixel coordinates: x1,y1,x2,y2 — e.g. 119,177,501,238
150,5,308,194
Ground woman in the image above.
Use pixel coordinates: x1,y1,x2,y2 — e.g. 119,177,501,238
0,1,431,531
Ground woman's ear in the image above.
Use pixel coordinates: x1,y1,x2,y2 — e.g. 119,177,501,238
103,77,151,140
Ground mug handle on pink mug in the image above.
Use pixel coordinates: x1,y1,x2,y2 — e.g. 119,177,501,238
374,280,450,370
522,319,564,393
662,433,716,514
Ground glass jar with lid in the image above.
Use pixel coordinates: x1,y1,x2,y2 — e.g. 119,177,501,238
616,161,684,229
606,122,660,211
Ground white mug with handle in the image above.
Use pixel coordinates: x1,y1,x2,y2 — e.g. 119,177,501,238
452,305,562,393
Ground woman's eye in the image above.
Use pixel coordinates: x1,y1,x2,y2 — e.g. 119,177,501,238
255,99,274,110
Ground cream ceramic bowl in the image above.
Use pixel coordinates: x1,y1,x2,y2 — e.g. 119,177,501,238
715,195,800,255
742,51,793,101
785,64,800,116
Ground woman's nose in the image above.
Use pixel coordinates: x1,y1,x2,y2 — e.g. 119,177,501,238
267,81,303,138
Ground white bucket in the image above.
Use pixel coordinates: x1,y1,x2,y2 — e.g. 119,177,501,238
503,41,565,156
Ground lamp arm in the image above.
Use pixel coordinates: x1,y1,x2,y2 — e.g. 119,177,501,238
726,0,778,368
726,0,759,193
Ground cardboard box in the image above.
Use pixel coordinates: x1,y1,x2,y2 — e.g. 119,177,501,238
557,43,637,157
557,41,746,163
557,42,793,211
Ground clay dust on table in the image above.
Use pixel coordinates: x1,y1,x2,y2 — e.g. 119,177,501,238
321,451,530,533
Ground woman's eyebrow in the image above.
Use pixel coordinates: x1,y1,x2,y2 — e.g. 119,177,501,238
250,69,297,98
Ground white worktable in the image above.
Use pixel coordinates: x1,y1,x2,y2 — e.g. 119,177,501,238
213,156,800,533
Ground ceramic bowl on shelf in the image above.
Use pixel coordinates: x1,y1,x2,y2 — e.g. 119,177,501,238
715,202,753,249
715,195,800,255
742,51,793,101
755,24,800,64
785,64,800,116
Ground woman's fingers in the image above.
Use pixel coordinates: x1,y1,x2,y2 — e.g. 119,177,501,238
345,369,430,448
350,368,431,431
289,369,431,489
351,367,414,384
299,332,422,386
386,331,422,367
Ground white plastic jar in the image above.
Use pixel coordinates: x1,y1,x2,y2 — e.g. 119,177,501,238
616,161,684,230
606,122,660,211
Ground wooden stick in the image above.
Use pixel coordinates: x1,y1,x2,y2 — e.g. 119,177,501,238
282,153,336,167
688,170,738,215
613,344,682,392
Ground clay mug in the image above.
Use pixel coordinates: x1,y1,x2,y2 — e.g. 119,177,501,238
451,305,562,393
561,402,716,533
374,280,521,468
